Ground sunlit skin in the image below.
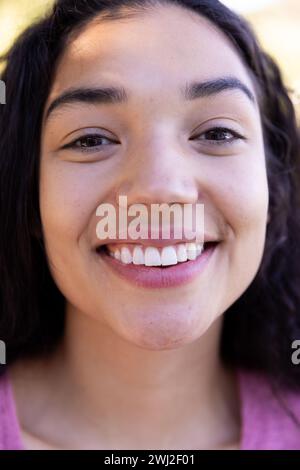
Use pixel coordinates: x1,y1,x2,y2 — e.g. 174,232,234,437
10,4,268,449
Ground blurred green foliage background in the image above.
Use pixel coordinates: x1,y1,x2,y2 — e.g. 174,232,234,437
0,0,299,115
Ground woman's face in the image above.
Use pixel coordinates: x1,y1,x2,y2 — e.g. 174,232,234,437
40,4,268,349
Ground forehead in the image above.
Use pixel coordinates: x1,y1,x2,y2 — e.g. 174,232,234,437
48,4,256,103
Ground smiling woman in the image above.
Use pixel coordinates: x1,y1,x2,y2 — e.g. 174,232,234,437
0,0,300,451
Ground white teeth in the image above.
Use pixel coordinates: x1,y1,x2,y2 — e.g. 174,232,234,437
186,243,204,260
144,247,162,266
106,242,205,266
161,246,178,266
176,243,188,262
197,243,204,255
186,243,197,260
132,246,145,265
120,246,132,264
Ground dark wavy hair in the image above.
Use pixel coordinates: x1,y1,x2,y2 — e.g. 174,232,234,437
0,0,300,392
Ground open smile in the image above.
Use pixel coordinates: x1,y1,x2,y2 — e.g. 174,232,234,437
96,241,219,288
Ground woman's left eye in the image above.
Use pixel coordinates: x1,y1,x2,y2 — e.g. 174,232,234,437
61,134,118,152
192,127,245,145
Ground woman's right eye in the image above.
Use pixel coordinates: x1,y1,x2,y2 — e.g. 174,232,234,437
191,126,246,146
61,134,118,153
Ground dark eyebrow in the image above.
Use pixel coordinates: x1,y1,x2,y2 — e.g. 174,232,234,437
182,76,256,103
45,86,128,120
45,76,256,120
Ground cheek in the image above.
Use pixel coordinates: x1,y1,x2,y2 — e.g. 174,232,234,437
39,160,112,312
199,152,269,307
202,151,269,235
39,155,121,238
39,161,99,262
41,173,78,242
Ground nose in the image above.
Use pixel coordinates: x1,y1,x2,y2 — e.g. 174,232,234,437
115,139,199,207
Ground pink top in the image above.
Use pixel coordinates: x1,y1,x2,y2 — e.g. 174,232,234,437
0,367,300,450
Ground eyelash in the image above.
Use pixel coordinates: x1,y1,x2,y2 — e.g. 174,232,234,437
61,127,245,153
193,127,246,145
61,134,118,153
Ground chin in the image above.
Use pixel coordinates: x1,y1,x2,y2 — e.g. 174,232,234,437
115,311,212,351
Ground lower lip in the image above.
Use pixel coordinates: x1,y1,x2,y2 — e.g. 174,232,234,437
96,243,218,288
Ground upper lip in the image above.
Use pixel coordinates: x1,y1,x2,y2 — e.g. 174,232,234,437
94,228,220,250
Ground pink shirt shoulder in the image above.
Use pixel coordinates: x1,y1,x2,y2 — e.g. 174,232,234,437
0,368,24,450
0,366,300,450
237,368,300,449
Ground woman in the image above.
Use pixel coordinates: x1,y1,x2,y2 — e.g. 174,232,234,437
0,0,300,450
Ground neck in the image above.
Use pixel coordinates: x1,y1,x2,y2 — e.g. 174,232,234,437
46,303,241,449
